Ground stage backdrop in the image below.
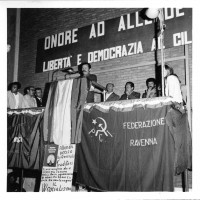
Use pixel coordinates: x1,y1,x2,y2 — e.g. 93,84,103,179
76,98,192,191
36,8,192,73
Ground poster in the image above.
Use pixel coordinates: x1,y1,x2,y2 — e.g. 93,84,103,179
40,144,76,192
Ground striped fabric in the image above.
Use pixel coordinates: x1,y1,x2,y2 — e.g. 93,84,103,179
44,77,88,145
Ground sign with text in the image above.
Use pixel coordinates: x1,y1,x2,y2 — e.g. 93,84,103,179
76,104,176,191
36,8,192,73
40,144,76,192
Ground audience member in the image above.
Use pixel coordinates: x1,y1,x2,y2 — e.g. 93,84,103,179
142,78,157,98
119,81,140,100
35,87,44,107
23,86,37,108
7,82,24,109
105,83,119,102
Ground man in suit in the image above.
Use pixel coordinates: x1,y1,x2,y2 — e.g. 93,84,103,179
119,81,140,100
35,87,44,107
105,83,119,102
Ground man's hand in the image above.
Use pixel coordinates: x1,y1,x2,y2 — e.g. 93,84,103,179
89,85,95,91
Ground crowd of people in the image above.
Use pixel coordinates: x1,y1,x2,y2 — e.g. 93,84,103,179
7,63,186,111
79,62,185,104
7,82,44,109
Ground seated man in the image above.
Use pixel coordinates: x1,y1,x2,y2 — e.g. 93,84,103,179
35,87,44,107
105,83,119,102
7,82,24,109
119,81,140,100
23,86,37,108
142,78,157,98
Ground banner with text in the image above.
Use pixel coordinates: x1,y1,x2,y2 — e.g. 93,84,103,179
36,8,192,73
40,144,76,192
76,104,176,191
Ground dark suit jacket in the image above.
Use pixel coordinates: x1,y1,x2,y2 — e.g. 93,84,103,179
84,74,97,103
119,91,140,100
105,92,120,102
35,97,44,107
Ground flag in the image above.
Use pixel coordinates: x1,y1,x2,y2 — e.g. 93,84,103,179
44,78,88,145
7,111,44,170
76,103,191,191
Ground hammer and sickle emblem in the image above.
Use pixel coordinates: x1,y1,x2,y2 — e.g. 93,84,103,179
95,117,113,138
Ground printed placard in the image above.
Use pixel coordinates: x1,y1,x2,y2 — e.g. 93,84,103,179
40,144,76,192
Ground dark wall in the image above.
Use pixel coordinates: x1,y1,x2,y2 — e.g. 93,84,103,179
11,8,192,100
7,8,16,86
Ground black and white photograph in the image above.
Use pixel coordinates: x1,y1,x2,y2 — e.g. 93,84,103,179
1,0,200,199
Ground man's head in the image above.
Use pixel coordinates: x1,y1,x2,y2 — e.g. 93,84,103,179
164,64,174,77
146,78,156,89
106,83,114,93
9,82,21,94
125,82,134,94
24,86,35,97
35,88,42,98
79,62,91,76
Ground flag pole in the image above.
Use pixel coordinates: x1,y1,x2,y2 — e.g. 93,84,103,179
158,8,165,96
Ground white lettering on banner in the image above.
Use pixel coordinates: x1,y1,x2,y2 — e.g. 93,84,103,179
88,117,113,142
123,117,165,130
89,21,105,39
13,137,22,143
118,9,185,32
98,21,105,37
127,14,134,29
44,29,78,50
151,37,166,51
118,15,126,31
130,138,158,147
43,57,71,72
77,54,82,65
43,9,186,51
39,145,76,192
164,8,175,20
135,11,143,27
88,41,143,63
118,11,154,31
72,29,78,43
164,8,185,20
176,8,185,17
58,33,64,47
173,31,192,46
144,19,153,25
136,41,143,53
89,24,96,38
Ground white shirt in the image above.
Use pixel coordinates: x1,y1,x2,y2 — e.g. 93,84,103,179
23,94,37,108
165,75,183,103
105,92,113,100
13,93,19,109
